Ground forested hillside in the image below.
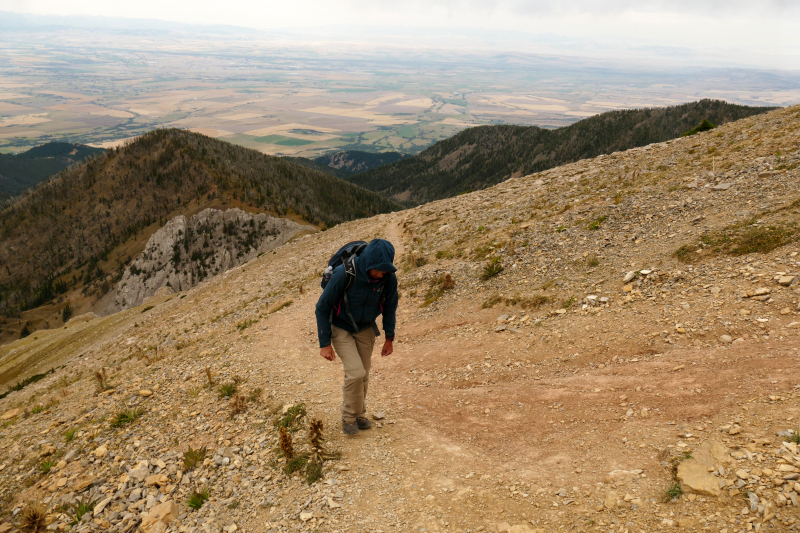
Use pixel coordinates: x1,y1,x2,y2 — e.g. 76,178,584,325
348,99,776,205
0,142,105,201
0,129,398,319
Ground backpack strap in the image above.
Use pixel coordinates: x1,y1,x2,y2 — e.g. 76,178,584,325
329,256,360,332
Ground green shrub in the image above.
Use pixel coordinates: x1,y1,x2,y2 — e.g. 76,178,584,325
187,487,209,509
275,403,306,431
218,382,237,398
481,258,503,280
110,407,144,428
183,446,207,470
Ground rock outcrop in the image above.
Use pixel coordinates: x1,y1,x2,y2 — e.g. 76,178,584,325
106,208,313,312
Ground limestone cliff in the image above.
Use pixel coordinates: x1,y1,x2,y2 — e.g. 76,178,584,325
106,208,313,312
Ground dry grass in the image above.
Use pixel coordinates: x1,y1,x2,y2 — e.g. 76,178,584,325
20,501,48,532
229,394,248,417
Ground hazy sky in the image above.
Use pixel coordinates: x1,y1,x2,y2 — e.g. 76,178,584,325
2,0,799,68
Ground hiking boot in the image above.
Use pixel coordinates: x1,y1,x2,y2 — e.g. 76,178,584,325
342,419,358,435
356,416,372,430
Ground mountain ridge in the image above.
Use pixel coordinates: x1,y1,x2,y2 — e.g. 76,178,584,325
347,99,777,205
0,129,398,344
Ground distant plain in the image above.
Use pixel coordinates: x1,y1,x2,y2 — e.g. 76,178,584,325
1,27,800,157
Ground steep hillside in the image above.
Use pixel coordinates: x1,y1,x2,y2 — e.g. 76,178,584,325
0,142,105,201
314,150,407,176
106,208,313,312
0,129,398,340
0,106,799,533
349,99,776,205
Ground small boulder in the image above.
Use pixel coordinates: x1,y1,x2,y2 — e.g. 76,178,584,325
140,500,178,533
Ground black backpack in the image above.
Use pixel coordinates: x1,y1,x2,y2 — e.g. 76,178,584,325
321,241,389,335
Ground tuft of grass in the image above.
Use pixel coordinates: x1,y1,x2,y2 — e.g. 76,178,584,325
218,382,237,398
284,456,307,475
664,482,684,502
38,458,56,474
186,487,210,510
64,427,76,443
421,273,456,307
182,446,207,470
275,403,306,431
482,294,503,309
562,296,576,309
481,257,504,281
675,221,799,263
588,215,607,231
20,501,48,532
110,407,144,428
248,387,263,403
306,459,323,484
585,254,600,268
784,429,800,445
228,500,240,510
67,497,96,525
236,318,258,331
268,300,293,314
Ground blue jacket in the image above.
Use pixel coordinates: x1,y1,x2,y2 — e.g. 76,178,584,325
315,239,398,348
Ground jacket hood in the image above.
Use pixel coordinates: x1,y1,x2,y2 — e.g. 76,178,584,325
357,239,396,276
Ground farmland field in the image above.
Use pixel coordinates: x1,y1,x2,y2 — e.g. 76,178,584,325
1,27,799,157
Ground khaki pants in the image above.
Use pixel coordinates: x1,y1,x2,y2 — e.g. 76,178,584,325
331,325,376,422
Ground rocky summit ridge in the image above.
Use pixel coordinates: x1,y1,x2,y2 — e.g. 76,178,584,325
1,106,800,533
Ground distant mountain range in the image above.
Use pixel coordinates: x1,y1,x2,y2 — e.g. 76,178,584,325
0,142,105,201
346,99,777,205
0,129,398,324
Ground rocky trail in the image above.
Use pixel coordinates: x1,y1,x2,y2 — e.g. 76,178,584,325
2,106,800,533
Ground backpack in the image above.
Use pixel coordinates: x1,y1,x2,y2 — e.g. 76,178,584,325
321,241,389,335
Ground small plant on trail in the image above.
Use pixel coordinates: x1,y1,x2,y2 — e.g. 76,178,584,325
275,403,306,431
229,394,248,417
186,487,210,509
481,257,503,280
67,497,97,525
110,407,144,428
481,293,503,309
422,273,456,307
248,387,263,403
204,366,214,386
664,482,684,502
20,501,48,532
218,382,237,398
38,458,56,475
284,456,307,475
586,254,600,267
182,446,207,470
784,429,800,445
588,215,607,231
64,428,76,443
279,426,294,459
562,296,576,309
93,368,109,392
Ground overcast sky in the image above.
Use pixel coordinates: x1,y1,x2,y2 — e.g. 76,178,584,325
2,0,799,69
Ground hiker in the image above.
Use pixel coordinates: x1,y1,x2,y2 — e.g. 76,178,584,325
315,239,398,435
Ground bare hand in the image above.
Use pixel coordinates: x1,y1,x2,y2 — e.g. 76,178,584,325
320,345,336,361
381,339,393,357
